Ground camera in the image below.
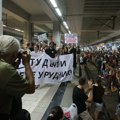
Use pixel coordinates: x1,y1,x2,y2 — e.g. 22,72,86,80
17,49,27,60
17,52,22,59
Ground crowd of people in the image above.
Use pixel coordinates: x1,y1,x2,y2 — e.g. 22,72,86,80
94,51,120,92
24,41,80,74
1,34,120,120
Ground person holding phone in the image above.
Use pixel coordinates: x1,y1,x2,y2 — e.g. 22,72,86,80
0,35,35,120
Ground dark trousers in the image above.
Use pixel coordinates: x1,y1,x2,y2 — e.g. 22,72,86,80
10,97,31,120
0,113,10,120
10,109,31,120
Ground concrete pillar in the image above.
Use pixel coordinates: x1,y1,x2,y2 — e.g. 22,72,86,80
0,0,3,35
78,36,80,46
23,22,33,44
53,21,61,47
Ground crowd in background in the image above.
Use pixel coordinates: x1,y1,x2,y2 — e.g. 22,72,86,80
22,41,120,120
23,42,81,74
94,51,120,92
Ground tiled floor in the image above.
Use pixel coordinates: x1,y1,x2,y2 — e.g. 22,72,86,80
22,84,60,120
22,85,51,113
31,84,60,120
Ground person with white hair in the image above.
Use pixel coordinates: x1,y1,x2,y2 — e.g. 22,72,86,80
0,35,35,120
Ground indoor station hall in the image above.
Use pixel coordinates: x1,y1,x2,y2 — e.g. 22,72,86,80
1,0,120,120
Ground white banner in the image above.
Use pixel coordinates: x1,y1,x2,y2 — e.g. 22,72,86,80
18,52,73,86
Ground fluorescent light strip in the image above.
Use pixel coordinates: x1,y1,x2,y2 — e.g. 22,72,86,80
3,24,6,27
2,24,24,32
55,8,62,17
14,28,21,32
50,0,57,8
68,30,71,34
63,21,67,26
49,0,70,31
63,21,69,29
14,28,24,32
66,25,69,29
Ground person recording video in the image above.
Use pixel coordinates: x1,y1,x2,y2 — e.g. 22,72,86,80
0,35,35,120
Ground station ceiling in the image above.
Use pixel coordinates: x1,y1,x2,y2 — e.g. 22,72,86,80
2,0,120,45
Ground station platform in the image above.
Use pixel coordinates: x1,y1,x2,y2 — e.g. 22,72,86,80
22,62,118,120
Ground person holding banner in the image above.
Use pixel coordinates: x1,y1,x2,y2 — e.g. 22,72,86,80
45,42,57,58
70,45,77,74
30,44,41,61
33,44,40,54
76,46,81,64
0,35,35,120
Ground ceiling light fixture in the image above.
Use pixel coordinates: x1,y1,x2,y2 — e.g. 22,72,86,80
55,8,62,17
66,25,69,29
49,0,57,8
63,21,69,29
49,0,70,33
3,25,6,27
2,24,24,33
63,21,67,26
68,30,71,34
3,24,6,27
14,28,24,32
